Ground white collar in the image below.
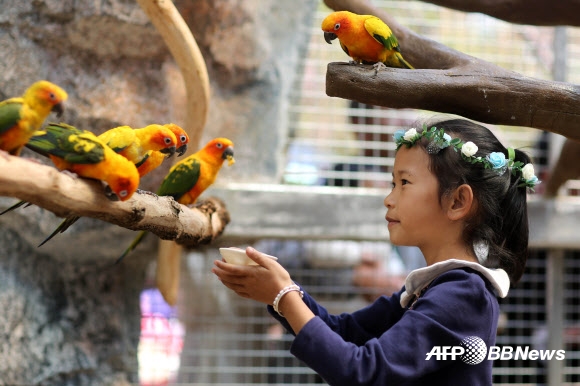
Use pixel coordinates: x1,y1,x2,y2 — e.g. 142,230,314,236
399,259,510,308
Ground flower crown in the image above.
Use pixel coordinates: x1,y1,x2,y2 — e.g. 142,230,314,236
393,126,540,190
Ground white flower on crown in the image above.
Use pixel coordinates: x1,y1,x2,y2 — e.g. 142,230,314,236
403,128,418,141
521,163,535,180
461,141,478,157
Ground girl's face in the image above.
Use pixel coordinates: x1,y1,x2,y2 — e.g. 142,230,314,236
384,146,451,249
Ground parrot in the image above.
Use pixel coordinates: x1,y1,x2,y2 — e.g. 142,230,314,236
136,123,190,177
98,124,178,175
321,11,414,69
37,123,180,246
0,80,68,155
117,137,235,261
25,122,140,201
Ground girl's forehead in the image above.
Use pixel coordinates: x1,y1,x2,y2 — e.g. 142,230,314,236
393,146,431,174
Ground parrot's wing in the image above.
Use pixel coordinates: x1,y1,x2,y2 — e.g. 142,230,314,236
0,100,22,135
27,123,105,164
339,41,351,57
157,158,201,201
98,126,133,154
365,16,400,52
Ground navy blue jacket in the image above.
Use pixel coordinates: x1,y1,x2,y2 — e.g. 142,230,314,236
268,268,501,386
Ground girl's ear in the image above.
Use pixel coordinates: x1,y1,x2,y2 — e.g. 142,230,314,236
447,184,474,221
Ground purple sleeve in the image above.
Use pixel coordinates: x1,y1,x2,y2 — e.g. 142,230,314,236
279,270,499,386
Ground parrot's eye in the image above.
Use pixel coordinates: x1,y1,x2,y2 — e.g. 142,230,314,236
119,190,128,198
164,137,172,145
334,23,340,30
180,135,187,143
216,143,223,149
49,92,56,101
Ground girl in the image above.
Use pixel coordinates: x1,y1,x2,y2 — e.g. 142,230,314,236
212,118,539,385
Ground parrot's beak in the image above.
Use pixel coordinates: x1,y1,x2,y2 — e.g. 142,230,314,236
104,185,120,201
52,103,65,118
160,146,176,156
324,32,337,44
222,146,235,166
176,144,188,156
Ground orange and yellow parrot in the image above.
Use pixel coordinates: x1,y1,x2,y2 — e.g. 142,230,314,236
0,80,68,155
321,11,414,69
117,137,235,260
37,123,180,246
26,123,140,201
98,124,177,176
117,137,235,305
137,123,190,177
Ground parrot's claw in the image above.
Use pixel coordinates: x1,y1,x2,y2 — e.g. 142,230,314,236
372,62,388,75
61,170,78,179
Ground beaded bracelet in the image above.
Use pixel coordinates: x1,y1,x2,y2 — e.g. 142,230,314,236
272,284,304,317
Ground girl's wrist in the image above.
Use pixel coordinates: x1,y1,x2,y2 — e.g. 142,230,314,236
272,284,303,317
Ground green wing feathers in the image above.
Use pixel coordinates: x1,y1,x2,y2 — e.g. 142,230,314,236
0,101,22,135
365,16,399,51
27,122,106,164
157,158,201,200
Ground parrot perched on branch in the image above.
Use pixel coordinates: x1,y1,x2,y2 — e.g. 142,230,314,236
321,11,414,69
0,80,68,155
98,124,178,176
117,137,235,261
137,123,190,177
26,122,140,201
37,123,182,246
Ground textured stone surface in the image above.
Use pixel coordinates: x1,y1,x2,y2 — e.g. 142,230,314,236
0,0,314,383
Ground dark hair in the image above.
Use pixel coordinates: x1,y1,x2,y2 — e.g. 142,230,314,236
416,118,530,284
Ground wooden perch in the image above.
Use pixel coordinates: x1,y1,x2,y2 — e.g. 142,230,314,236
323,0,580,141
420,0,580,27
0,154,230,247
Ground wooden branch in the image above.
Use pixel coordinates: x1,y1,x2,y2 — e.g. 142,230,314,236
420,0,580,27
136,0,210,151
0,154,230,247
323,0,580,141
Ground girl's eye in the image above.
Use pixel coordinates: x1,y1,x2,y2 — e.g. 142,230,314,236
391,182,396,189
401,179,409,185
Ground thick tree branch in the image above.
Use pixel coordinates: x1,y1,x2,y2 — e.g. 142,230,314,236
421,0,580,27
0,154,230,247
323,0,580,141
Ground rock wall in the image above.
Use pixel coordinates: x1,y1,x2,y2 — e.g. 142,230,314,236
0,0,315,384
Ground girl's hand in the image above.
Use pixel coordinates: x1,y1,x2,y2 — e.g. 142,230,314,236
212,247,294,305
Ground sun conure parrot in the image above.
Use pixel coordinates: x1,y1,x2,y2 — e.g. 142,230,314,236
98,124,178,175
37,123,180,246
26,122,140,201
0,80,68,155
136,123,190,177
321,11,414,69
117,137,235,305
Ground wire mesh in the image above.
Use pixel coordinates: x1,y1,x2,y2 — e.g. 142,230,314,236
138,1,580,384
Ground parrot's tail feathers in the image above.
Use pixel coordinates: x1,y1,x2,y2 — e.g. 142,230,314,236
115,231,149,265
398,55,414,69
38,215,81,247
0,200,29,215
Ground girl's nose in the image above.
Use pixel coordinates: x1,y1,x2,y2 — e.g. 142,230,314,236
384,192,394,208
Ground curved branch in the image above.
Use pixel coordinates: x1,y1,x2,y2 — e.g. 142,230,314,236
136,0,210,150
0,154,230,248
323,0,580,141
